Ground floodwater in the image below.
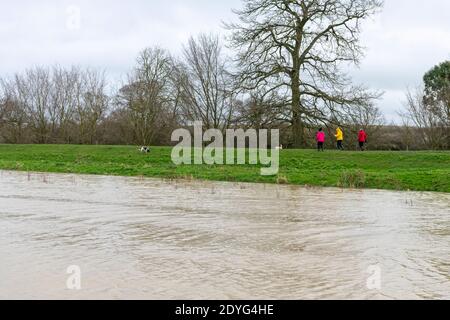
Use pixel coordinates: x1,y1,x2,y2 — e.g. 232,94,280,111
0,170,449,300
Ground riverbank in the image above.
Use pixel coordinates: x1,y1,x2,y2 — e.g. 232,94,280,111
0,144,448,192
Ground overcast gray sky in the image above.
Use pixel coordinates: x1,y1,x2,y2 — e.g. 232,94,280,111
0,0,449,122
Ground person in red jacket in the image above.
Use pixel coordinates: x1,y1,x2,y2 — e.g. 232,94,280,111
316,128,325,152
358,129,367,151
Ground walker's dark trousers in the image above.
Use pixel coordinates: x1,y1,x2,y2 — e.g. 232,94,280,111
318,142,324,152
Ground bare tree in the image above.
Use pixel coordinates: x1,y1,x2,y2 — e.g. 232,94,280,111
176,34,235,131
399,117,415,151
342,103,385,149
227,0,383,147
11,68,53,143
401,87,447,150
0,66,109,145
233,91,287,130
50,66,80,143
75,70,109,144
116,47,173,146
0,86,28,143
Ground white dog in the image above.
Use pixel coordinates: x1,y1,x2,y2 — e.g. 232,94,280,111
139,146,150,153
275,145,283,150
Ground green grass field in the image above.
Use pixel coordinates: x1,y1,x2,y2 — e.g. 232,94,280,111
0,144,449,192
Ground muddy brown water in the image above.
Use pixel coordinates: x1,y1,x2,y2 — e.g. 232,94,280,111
0,170,449,300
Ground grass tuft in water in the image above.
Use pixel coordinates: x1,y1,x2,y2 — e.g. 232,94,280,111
277,175,289,185
338,170,366,189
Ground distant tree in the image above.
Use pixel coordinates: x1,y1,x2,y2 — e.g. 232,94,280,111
233,91,288,131
116,47,173,146
401,87,447,150
341,103,385,149
0,66,110,145
400,61,450,150
75,70,109,144
175,34,235,131
399,117,415,151
227,0,383,147
423,61,450,146
0,93,28,143
50,66,81,143
424,61,450,107
15,68,53,143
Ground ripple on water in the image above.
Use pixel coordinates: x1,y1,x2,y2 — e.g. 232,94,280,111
0,170,449,299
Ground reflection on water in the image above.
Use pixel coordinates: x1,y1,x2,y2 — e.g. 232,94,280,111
0,170,449,300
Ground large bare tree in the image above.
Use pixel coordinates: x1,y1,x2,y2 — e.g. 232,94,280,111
227,0,383,147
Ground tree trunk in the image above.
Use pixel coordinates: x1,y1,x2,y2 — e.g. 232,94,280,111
291,72,304,148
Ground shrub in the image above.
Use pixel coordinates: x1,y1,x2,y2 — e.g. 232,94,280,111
277,175,289,184
338,170,366,188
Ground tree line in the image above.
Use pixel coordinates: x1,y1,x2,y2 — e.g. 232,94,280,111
0,0,448,150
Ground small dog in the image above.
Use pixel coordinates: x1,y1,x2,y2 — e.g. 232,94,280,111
139,146,151,153
275,145,283,150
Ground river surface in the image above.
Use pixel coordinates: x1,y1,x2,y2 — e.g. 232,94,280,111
0,170,449,300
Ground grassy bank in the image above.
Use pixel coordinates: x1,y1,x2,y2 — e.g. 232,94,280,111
0,144,449,192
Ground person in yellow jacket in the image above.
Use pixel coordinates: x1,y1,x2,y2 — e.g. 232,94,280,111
335,127,344,150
